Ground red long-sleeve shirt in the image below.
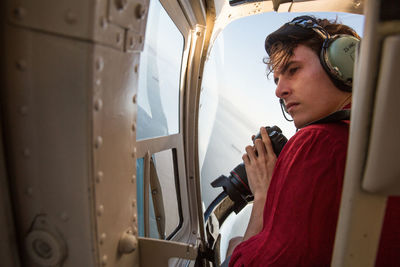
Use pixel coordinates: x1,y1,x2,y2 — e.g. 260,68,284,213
230,121,400,266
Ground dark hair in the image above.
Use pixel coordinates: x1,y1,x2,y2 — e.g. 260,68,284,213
264,16,361,76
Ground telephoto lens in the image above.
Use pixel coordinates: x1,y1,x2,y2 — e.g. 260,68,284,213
211,126,288,213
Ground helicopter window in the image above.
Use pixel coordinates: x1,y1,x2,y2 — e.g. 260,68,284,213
136,149,182,239
199,12,364,261
136,0,183,140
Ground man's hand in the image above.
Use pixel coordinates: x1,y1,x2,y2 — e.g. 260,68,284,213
242,127,277,199
240,127,278,242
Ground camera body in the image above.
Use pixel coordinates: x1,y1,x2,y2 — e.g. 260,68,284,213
211,126,288,213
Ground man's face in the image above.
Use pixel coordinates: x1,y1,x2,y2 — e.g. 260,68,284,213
273,45,351,128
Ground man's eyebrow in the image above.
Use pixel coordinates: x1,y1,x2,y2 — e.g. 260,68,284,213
273,60,300,85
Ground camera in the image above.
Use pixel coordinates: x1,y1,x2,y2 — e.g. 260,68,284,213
211,126,288,213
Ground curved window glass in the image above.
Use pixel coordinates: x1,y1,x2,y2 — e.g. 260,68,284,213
137,0,184,140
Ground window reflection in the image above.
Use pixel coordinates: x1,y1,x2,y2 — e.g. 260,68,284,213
137,0,183,140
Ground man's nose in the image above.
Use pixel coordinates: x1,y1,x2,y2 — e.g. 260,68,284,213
275,79,290,99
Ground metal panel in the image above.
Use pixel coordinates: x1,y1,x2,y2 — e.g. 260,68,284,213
6,0,127,50
3,24,96,267
331,0,388,266
362,35,400,194
92,43,140,266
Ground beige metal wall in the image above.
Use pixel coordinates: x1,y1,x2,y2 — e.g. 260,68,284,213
1,0,148,266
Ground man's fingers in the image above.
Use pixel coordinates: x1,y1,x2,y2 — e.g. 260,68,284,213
254,138,267,158
260,127,275,157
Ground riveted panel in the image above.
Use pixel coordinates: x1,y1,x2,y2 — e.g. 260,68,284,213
92,44,140,265
108,0,148,32
2,24,96,266
6,0,92,39
6,0,126,51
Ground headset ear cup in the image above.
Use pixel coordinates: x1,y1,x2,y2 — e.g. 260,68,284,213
320,35,360,90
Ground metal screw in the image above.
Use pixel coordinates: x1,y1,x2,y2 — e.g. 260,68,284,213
26,187,33,197
16,60,27,71
101,254,108,265
19,106,28,116
100,17,108,29
135,4,146,20
33,239,53,259
23,148,31,158
94,99,103,111
65,10,77,24
100,233,107,244
60,212,69,222
96,171,104,183
13,7,26,20
115,0,128,10
95,57,104,72
97,205,104,216
95,136,103,149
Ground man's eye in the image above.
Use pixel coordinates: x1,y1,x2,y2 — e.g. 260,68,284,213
289,67,299,75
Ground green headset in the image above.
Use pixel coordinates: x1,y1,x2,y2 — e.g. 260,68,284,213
288,16,360,92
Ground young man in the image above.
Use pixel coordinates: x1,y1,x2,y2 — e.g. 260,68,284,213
224,16,400,266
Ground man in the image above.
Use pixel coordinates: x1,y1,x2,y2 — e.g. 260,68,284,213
224,16,400,266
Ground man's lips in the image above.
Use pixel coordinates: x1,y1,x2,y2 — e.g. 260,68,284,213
285,102,298,112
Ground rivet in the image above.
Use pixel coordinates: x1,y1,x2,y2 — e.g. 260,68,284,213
13,7,26,20
26,187,33,196
19,106,28,116
100,17,108,29
132,94,137,104
32,238,53,259
94,99,103,111
23,148,31,157
135,4,146,20
16,60,27,71
60,212,69,222
132,200,136,207
132,226,138,235
95,57,104,72
97,205,104,216
100,233,107,244
95,136,103,149
65,10,77,24
96,171,104,183
115,0,128,10
131,123,136,132
134,65,138,73
101,254,108,265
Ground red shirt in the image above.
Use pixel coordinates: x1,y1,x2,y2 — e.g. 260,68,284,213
229,122,400,266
